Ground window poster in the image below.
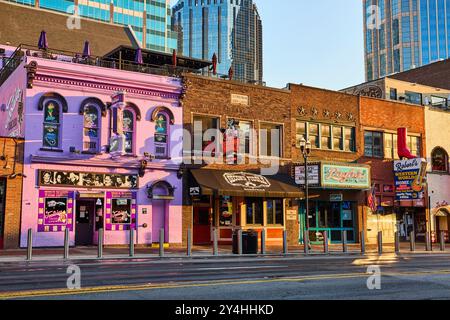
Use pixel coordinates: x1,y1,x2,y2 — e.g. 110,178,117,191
38,190,74,232
105,191,137,231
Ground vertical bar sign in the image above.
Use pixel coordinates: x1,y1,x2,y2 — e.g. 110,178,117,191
38,190,74,232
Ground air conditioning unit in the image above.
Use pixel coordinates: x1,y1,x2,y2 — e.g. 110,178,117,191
155,144,167,158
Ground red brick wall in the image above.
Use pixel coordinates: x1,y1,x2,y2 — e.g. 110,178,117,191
0,138,24,249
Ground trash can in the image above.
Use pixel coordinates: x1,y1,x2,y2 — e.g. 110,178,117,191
232,230,259,254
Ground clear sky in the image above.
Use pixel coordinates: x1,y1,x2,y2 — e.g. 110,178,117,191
171,0,365,90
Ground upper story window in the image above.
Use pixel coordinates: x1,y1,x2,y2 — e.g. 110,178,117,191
296,121,356,152
193,115,220,155
83,104,100,153
364,131,383,158
405,91,422,105
237,120,254,155
123,109,135,154
384,133,399,160
154,112,169,158
43,100,62,149
407,136,421,157
432,147,449,172
259,122,283,158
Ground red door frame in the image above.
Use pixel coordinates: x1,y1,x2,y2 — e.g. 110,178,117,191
193,206,212,245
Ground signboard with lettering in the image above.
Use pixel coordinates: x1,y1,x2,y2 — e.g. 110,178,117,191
223,172,271,190
294,164,320,187
321,163,371,189
231,94,250,106
330,194,344,202
38,190,75,232
394,158,427,200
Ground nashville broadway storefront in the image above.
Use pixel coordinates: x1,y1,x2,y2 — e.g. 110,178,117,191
185,169,304,246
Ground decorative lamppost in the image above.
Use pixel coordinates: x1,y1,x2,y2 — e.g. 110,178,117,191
299,136,312,246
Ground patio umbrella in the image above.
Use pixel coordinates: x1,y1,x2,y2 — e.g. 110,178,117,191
135,47,143,64
172,49,177,67
37,30,48,50
82,40,91,58
211,53,217,75
228,67,234,80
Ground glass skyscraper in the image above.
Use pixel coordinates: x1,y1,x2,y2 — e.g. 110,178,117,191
363,0,450,81
172,0,263,84
5,0,177,53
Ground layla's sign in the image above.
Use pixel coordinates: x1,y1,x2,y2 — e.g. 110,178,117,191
223,172,271,190
394,158,427,200
321,163,371,189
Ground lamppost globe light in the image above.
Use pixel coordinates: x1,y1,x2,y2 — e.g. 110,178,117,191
306,140,312,154
300,136,306,153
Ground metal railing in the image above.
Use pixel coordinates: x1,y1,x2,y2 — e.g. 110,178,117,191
0,44,267,87
0,46,24,87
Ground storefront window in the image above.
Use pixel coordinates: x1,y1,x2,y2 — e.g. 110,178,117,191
267,199,283,225
111,198,132,224
43,101,61,149
219,196,233,226
246,198,263,225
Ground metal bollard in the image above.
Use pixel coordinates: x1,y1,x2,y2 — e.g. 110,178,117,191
410,231,416,252
129,228,135,257
238,229,243,255
342,230,348,253
213,228,218,256
394,231,400,254
323,231,329,254
360,231,366,254
303,230,309,255
261,229,266,255
64,228,70,259
159,228,165,257
283,230,288,255
97,228,104,259
440,231,446,252
377,231,383,255
187,229,192,257
426,232,431,252
26,229,33,261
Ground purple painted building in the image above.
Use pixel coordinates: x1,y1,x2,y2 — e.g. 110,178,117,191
0,44,209,248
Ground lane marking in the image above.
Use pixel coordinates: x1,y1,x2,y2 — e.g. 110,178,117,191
3,269,450,299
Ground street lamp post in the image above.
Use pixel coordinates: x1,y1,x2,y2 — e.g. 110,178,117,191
299,136,312,246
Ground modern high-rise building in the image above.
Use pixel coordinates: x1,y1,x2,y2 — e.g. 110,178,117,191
172,0,263,84
363,0,450,81
3,0,177,53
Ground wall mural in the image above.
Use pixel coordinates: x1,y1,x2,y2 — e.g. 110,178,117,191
39,170,138,189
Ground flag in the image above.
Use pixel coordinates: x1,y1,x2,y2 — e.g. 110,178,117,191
367,183,378,213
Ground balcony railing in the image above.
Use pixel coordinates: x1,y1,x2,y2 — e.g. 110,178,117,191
0,46,24,87
0,44,267,87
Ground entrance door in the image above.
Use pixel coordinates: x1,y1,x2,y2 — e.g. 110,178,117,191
75,200,95,246
193,207,211,245
152,200,167,243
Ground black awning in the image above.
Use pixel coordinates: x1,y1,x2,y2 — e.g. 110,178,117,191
190,169,304,198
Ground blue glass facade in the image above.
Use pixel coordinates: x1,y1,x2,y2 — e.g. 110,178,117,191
364,0,449,81
172,0,263,83
5,0,176,53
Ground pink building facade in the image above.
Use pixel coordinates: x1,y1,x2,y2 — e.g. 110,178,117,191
0,45,185,248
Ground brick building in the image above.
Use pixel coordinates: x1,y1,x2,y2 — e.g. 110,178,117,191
358,96,427,244
180,74,303,247
0,138,24,249
289,84,370,245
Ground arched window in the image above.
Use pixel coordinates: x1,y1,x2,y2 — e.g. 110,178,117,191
83,104,100,153
432,147,449,172
123,109,135,154
154,112,169,158
43,100,62,149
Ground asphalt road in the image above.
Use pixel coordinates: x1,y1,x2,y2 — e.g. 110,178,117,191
1,253,450,300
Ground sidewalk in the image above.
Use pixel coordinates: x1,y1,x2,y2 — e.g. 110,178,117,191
0,242,447,263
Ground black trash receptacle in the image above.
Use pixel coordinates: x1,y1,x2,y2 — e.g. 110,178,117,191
232,230,258,254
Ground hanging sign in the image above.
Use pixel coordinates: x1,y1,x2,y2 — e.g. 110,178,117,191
394,158,427,200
